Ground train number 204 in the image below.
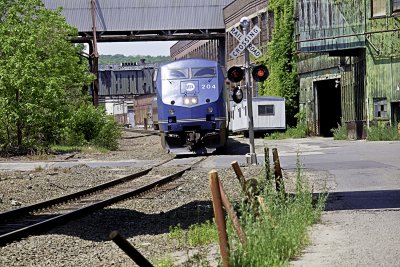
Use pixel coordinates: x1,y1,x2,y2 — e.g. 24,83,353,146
201,84,217,90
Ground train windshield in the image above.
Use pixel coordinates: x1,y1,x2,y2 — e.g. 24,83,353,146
164,68,189,79
191,67,216,78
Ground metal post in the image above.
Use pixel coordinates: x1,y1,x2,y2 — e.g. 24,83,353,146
109,231,154,267
241,18,257,165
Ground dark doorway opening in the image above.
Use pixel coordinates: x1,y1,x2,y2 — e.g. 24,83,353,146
316,79,342,137
391,102,400,126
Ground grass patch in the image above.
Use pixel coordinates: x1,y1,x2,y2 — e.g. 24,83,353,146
29,153,56,161
154,256,174,267
168,220,218,247
227,160,326,266
34,165,44,172
265,126,307,140
265,111,308,140
187,220,219,246
168,224,184,245
50,145,109,154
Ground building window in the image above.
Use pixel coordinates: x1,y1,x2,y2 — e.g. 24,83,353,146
258,104,275,116
393,0,400,13
373,98,388,118
372,0,386,17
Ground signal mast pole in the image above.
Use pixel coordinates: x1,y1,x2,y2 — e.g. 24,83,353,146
241,17,257,165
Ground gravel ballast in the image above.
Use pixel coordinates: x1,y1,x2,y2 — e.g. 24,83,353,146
0,131,265,266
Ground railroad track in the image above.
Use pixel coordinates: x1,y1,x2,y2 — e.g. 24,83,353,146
123,128,160,136
0,157,205,246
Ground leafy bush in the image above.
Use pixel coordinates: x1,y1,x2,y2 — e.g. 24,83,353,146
331,121,347,140
62,104,121,150
367,122,400,141
92,116,121,150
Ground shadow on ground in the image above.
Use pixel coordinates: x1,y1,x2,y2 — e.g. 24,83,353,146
324,189,400,211
46,200,214,242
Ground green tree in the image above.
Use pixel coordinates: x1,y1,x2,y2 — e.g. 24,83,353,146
0,0,94,149
258,0,299,126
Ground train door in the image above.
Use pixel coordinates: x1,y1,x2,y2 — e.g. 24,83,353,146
314,79,342,137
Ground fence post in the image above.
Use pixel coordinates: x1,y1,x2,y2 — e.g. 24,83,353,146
209,170,230,267
231,161,246,191
264,146,270,181
219,180,246,245
272,148,285,193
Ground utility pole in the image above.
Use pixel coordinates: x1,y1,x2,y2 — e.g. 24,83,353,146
240,17,257,165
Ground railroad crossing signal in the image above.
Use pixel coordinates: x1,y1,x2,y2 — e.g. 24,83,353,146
229,25,262,59
231,87,244,104
227,66,244,83
252,64,269,82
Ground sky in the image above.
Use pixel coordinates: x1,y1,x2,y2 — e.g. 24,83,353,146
94,41,177,56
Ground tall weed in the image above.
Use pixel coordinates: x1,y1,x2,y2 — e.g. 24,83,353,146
228,159,326,266
331,121,347,140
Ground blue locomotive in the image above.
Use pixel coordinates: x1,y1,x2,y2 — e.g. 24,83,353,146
154,58,227,154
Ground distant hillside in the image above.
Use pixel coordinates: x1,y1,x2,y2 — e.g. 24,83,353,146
99,54,171,64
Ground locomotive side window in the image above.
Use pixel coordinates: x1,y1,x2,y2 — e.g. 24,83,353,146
192,67,216,78
164,68,189,79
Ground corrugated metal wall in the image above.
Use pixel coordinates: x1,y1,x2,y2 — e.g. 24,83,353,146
98,64,156,96
297,0,365,52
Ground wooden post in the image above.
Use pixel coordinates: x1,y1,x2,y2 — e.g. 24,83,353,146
272,148,285,193
231,161,246,191
209,170,229,267
264,147,270,181
219,180,246,245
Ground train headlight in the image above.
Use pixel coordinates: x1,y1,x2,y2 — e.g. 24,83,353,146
183,97,198,105
169,109,175,114
207,107,213,113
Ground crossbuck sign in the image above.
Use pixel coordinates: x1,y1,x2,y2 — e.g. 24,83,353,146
229,25,262,59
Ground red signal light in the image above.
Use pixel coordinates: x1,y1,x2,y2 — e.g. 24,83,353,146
252,64,269,82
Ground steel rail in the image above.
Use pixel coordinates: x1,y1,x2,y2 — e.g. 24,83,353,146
0,157,201,246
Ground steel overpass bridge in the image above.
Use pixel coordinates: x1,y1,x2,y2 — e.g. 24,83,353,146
43,0,232,104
